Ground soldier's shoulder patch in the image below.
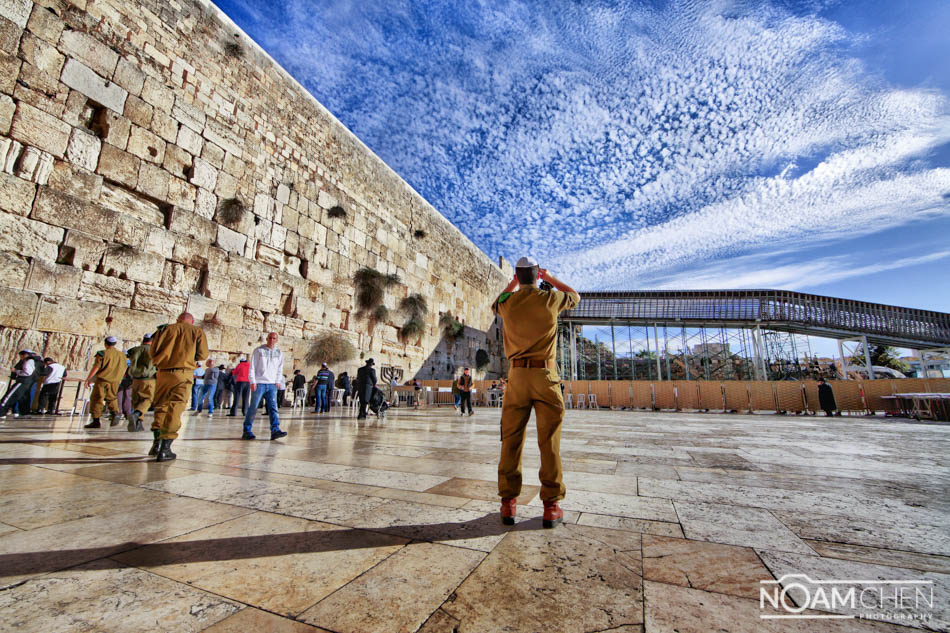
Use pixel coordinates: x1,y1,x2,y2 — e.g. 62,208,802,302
497,292,512,304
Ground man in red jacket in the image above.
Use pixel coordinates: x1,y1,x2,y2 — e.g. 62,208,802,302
226,358,250,417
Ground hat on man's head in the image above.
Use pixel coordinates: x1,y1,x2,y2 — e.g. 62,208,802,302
366,358,375,366
142,333,153,342
516,256,538,268
18,349,29,355
44,357,53,363
105,336,117,344
321,362,328,367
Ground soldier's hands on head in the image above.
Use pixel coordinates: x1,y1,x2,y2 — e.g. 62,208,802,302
538,268,547,280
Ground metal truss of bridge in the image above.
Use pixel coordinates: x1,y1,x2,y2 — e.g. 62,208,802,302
556,289,950,382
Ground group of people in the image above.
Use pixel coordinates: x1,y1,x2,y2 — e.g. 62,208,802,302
2,255,580,531
0,351,67,418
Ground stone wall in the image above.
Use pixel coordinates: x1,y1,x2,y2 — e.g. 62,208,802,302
0,0,509,379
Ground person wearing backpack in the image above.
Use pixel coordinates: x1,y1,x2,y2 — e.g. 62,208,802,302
126,333,156,432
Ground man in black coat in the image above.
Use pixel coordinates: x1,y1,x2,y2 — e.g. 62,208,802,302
817,378,837,416
354,358,377,420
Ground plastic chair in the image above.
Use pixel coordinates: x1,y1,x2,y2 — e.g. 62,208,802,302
291,388,306,415
565,393,573,409
588,393,598,408
574,394,586,409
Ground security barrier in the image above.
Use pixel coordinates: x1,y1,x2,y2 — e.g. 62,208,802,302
416,378,949,416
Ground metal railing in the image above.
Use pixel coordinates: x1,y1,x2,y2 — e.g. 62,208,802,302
562,290,950,348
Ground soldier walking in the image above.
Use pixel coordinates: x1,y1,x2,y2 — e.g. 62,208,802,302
149,313,209,461
491,257,578,528
83,336,126,429
125,333,156,432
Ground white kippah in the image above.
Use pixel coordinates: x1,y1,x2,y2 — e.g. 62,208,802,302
105,335,117,344
515,256,538,268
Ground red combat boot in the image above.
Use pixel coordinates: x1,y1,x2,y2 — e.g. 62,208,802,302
542,500,563,528
500,497,517,525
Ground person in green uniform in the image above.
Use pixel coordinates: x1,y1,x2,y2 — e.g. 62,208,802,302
491,256,579,528
149,313,209,461
83,336,127,429
125,333,156,433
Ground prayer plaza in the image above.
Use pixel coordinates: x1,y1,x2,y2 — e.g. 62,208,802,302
0,406,947,632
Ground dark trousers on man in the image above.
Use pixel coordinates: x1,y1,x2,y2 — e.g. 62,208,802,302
36,382,63,414
228,382,249,416
459,390,473,415
357,393,369,419
0,379,35,416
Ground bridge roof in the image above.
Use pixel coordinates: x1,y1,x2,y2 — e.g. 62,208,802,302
560,289,950,348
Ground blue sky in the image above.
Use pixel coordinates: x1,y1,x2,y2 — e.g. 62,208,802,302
215,0,950,313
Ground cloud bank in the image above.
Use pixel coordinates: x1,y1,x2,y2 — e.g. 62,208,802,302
220,0,950,291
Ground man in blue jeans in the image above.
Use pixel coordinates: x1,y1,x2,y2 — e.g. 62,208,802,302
314,362,334,413
242,332,287,441
196,359,220,417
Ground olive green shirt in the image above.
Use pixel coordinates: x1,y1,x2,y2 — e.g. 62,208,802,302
491,286,579,361
126,344,156,379
150,322,209,370
93,347,127,383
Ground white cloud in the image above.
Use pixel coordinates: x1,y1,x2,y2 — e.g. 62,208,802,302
223,0,950,293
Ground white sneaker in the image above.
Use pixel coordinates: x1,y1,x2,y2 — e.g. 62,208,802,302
13,413,19,418
207,412,213,418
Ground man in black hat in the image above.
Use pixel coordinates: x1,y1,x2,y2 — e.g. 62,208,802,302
354,358,377,420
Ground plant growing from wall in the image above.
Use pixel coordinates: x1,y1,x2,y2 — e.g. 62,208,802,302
398,294,428,343
217,198,246,226
439,312,464,348
305,332,356,365
413,229,426,239
475,349,490,372
224,41,244,59
353,267,400,315
327,205,346,219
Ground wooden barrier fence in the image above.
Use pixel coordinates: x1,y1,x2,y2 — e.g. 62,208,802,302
415,378,950,415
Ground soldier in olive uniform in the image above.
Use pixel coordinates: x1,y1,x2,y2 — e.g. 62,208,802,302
84,336,127,429
491,256,579,528
149,313,209,461
125,332,156,433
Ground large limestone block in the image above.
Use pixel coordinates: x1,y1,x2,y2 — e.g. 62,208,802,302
0,287,38,328
220,326,264,355
160,261,201,294
127,125,165,164
0,0,31,28
256,242,282,268
10,102,71,157
107,306,169,341
0,212,64,261
210,301,243,328
0,171,36,215
97,142,139,189
203,118,242,157
60,58,126,113
31,186,118,239
145,226,175,259
101,247,165,283
114,57,145,96
204,273,229,301
58,229,105,270
38,331,96,370
78,270,134,307
59,29,119,78
168,208,216,243
99,181,164,225
186,293,219,322
47,161,102,201
189,156,217,191
0,251,28,288
25,257,80,297
66,127,101,172
170,234,209,268
215,224,245,256
35,295,109,336
131,283,187,314
194,187,216,220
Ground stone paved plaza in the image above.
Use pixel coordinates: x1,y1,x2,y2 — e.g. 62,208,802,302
0,406,947,632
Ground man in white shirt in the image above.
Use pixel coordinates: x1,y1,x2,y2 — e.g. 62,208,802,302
37,357,66,415
242,332,287,440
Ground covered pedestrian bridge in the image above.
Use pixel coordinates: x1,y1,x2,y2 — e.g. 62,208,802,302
557,290,950,381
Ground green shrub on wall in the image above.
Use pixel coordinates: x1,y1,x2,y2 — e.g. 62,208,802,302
305,332,356,365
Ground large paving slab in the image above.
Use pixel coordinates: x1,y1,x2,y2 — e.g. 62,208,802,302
0,407,946,632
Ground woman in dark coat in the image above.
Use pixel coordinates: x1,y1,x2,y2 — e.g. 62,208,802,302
817,378,837,416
